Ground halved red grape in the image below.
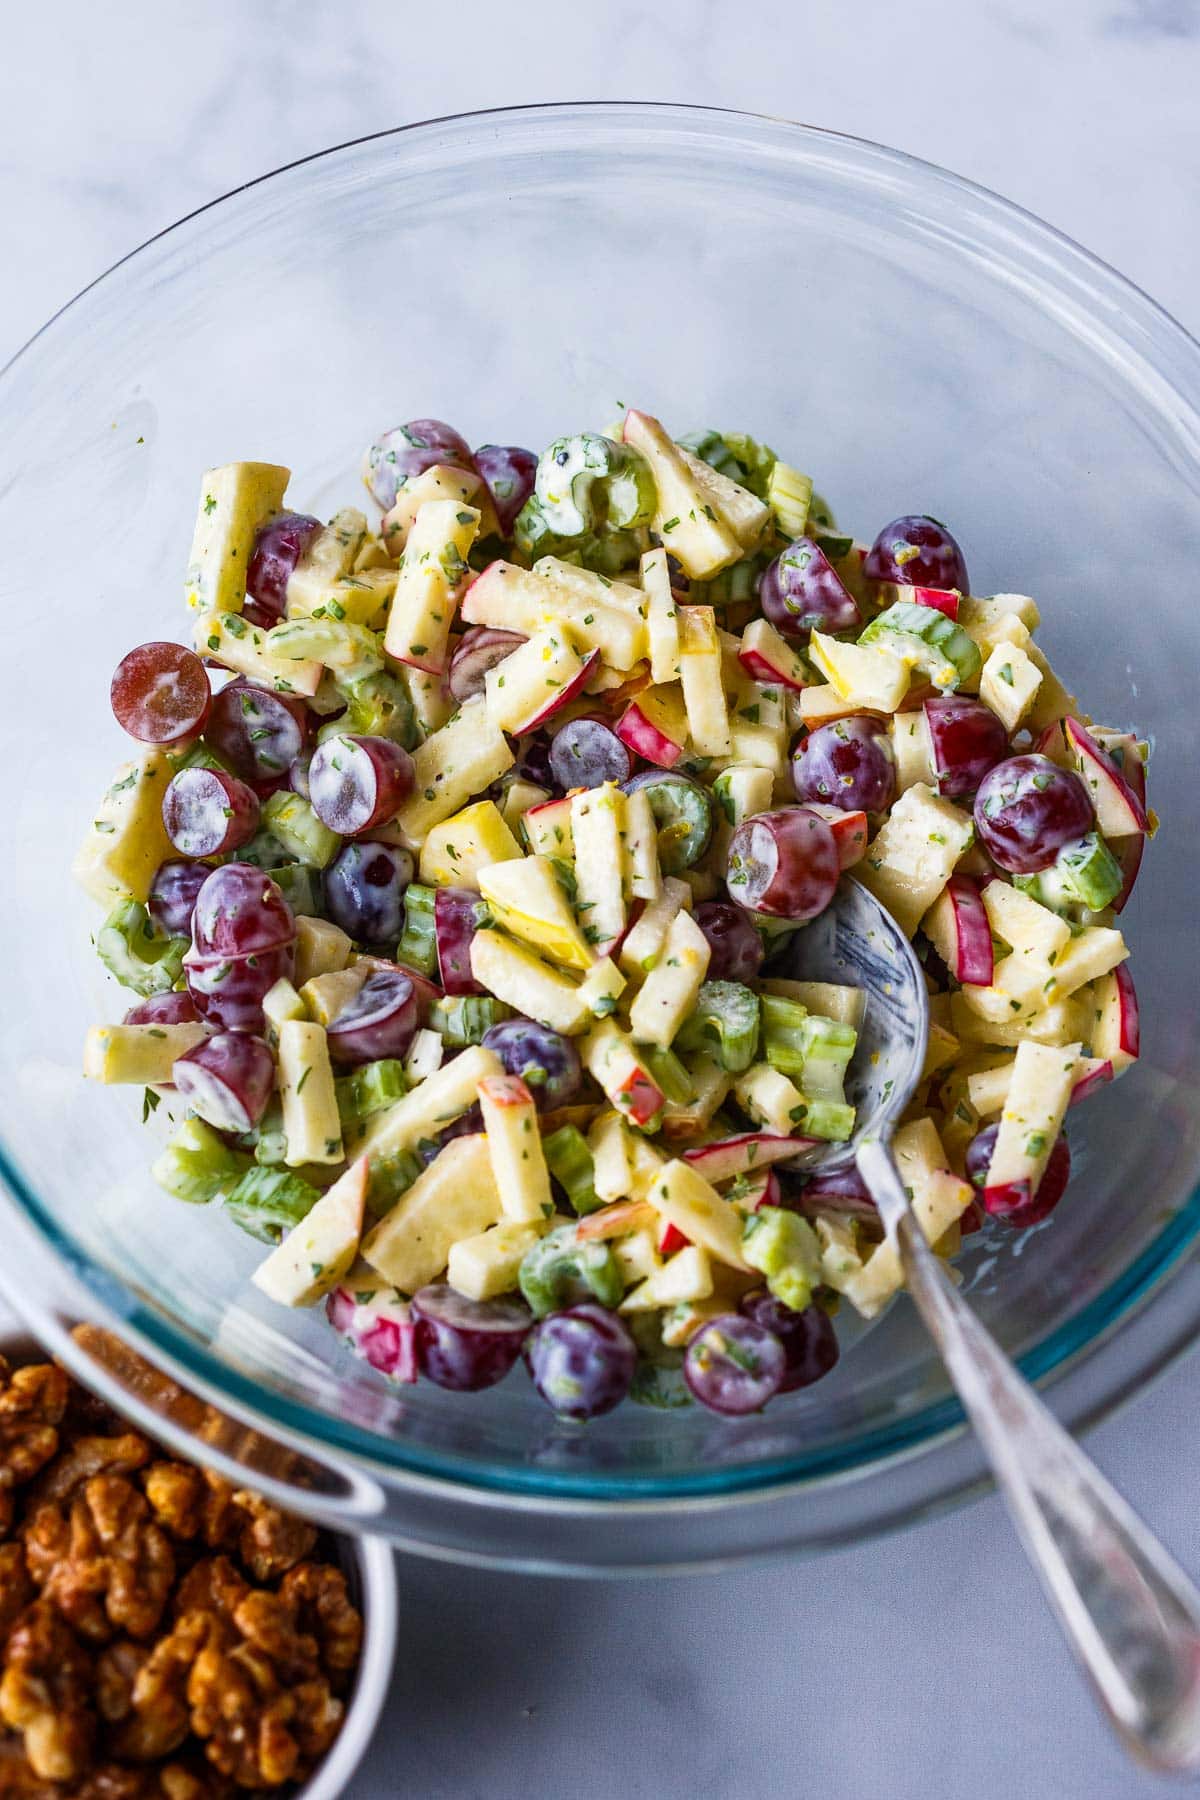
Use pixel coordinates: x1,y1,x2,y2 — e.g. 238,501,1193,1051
966,1124,1071,1227
791,716,896,816
245,513,323,626
523,1304,637,1419
148,860,209,938
288,749,314,802
473,444,537,535
124,990,199,1027
191,864,295,959
758,538,861,639
184,942,295,1034
448,627,525,702
309,735,414,836
324,841,412,944
513,732,558,793
481,1018,582,1110
924,696,1008,800
205,678,310,782
410,1283,532,1391
693,902,765,983
683,1314,786,1415
863,515,970,594
433,888,487,996
738,1289,839,1392
162,768,260,859
326,968,419,1066
794,1162,878,1219
111,642,212,745
549,717,632,790
726,808,839,921
363,420,474,511
173,1032,275,1132
974,755,1094,874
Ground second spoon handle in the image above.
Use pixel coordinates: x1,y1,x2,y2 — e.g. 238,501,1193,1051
857,1135,1200,1771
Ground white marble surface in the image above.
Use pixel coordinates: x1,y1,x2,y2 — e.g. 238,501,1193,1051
3,3,1200,1795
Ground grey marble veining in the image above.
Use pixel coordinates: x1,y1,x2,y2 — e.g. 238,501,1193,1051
2,3,1199,1796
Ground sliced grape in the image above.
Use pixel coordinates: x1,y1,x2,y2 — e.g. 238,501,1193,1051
173,1032,275,1132
974,755,1094,874
683,1315,786,1415
433,888,488,996
326,968,419,1066
924,696,1008,800
162,768,260,859
410,1283,532,1391
473,444,537,535
692,902,764,983
288,749,314,802
549,717,632,790
245,512,323,625
481,1017,582,1110
205,678,310,782
513,732,559,793
363,419,473,511
623,771,713,872
524,1304,637,1419
726,808,839,921
448,627,526,702
791,717,896,816
190,864,295,959
738,1289,839,1392
124,990,199,1027
863,515,970,594
324,841,412,945
148,860,208,938
309,735,414,835
111,642,212,745
758,538,861,639
184,942,295,1035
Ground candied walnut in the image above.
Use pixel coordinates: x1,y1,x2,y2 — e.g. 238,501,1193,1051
233,1494,316,1585
141,1464,205,1543
172,1559,247,1628
231,1591,318,1687
0,1749,60,1799
187,1642,302,1790
280,1563,363,1689
0,1544,33,1641
0,1361,68,1537
102,1616,217,1765
24,1434,150,1512
0,1599,95,1781
96,1639,149,1725
24,1477,174,1644
287,1677,343,1765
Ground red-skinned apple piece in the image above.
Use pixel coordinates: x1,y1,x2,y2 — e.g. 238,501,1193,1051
657,1219,691,1256
1093,964,1140,1070
682,1133,816,1184
740,1168,784,1209
617,697,686,768
517,647,601,734
876,582,961,620
925,875,994,986
1063,717,1149,836
1069,1057,1115,1106
738,619,808,691
801,803,869,870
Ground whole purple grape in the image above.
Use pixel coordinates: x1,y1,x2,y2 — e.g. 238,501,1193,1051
758,538,861,639
973,755,1094,874
863,514,969,594
523,1304,637,1419
693,902,764,983
791,717,896,816
411,1284,532,1391
738,1289,839,1392
148,859,208,938
362,419,474,511
482,1018,582,1110
324,841,413,944
473,444,537,535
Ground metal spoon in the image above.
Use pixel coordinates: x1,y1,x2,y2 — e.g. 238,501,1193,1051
781,875,1200,1771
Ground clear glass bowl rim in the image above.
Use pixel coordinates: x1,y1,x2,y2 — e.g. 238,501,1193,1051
4,100,1200,1526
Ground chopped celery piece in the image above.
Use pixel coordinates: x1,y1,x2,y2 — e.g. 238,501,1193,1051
680,429,776,499
791,1098,856,1142
742,1207,821,1312
269,863,324,919
761,996,857,1088
262,791,341,869
520,432,655,543
396,883,438,976
629,1362,692,1409
1055,831,1123,912
638,1044,695,1105
518,1222,624,1318
237,827,292,870
691,549,773,610
860,602,980,691
168,740,233,775
152,1118,250,1206
337,668,417,749
253,1109,290,1168
365,1148,423,1220
675,980,761,1073
223,1166,321,1244
96,902,187,998
336,1059,409,1131
431,994,512,1047
542,1125,600,1216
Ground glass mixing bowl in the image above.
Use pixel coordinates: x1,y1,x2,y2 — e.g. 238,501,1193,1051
2,103,1200,1572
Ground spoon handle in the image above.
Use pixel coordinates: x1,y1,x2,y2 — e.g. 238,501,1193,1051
857,1136,1200,1771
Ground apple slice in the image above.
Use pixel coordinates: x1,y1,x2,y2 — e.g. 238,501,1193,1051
1070,1056,1115,1105
1092,964,1140,1071
922,876,994,986
801,803,868,871
657,1219,691,1257
622,411,743,579
617,683,689,768
876,582,961,620
522,793,574,860
738,618,809,691
681,1132,813,1184
581,1020,666,1128
252,1157,367,1307
1063,717,1149,837
483,625,599,734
